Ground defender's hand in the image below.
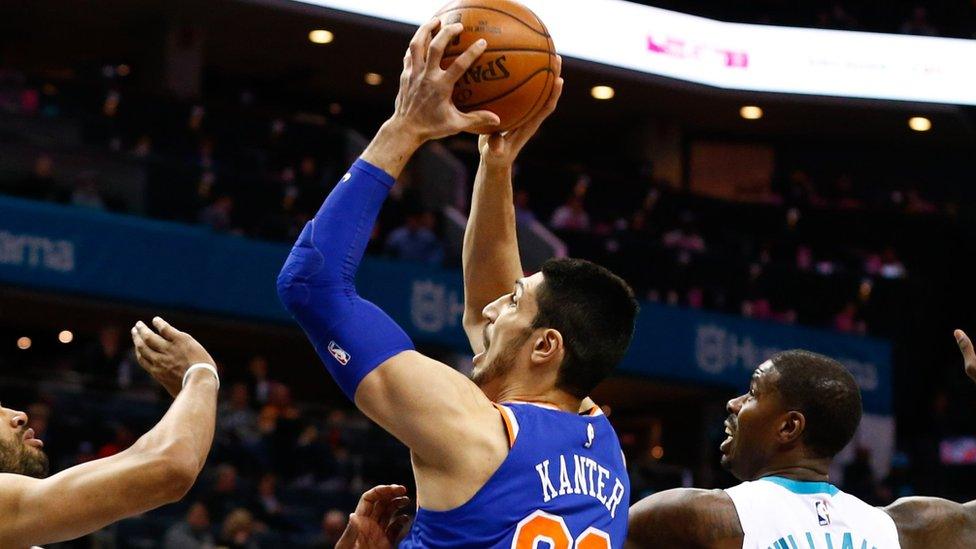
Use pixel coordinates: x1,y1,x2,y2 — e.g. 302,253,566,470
955,329,976,383
389,18,500,143
335,485,411,549
479,57,563,169
131,317,216,397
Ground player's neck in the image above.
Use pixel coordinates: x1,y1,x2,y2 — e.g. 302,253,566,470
752,459,832,483
494,385,580,413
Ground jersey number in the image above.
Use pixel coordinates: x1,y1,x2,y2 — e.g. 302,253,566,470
512,510,611,549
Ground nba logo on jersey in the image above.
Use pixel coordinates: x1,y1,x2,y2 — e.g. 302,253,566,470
328,341,350,365
815,500,830,526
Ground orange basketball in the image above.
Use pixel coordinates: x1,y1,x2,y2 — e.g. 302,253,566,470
436,0,558,134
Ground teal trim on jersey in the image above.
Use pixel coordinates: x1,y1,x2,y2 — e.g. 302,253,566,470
761,476,840,496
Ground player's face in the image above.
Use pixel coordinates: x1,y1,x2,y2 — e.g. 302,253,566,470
0,403,49,478
720,361,785,480
471,273,543,392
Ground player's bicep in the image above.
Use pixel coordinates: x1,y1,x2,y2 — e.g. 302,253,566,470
886,496,976,548
355,350,498,464
628,489,742,549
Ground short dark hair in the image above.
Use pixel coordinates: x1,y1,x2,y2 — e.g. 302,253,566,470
533,258,639,398
770,350,862,458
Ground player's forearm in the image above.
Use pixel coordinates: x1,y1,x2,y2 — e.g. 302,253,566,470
131,370,218,474
361,117,424,180
462,160,523,325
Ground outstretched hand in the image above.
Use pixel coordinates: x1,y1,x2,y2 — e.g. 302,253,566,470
335,484,412,549
131,317,215,397
390,18,501,143
479,56,563,168
955,329,976,383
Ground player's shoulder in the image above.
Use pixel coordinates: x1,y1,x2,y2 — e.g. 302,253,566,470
884,496,976,548
628,488,742,549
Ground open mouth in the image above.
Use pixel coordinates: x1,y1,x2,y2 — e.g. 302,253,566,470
23,428,43,449
720,421,735,453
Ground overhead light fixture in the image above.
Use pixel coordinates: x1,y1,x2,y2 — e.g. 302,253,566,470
590,85,615,100
740,105,763,120
908,116,931,132
58,330,74,344
364,72,383,86
308,30,334,44
16,337,31,350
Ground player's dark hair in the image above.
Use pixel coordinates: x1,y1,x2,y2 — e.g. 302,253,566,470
533,258,639,398
770,350,862,458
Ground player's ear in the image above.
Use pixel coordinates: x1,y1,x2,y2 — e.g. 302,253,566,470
530,328,563,366
779,410,806,445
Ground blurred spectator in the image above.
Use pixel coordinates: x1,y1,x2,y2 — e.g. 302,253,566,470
9,154,61,202
834,302,867,334
900,6,939,36
308,509,348,548
219,508,260,549
550,195,591,232
246,356,272,407
82,326,127,388
204,464,245,523
96,424,136,459
70,171,106,210
164,502,216,549
218,382,260,446
250,473,287,530
384,210,445,265
514,188,537,225
199,195,235,232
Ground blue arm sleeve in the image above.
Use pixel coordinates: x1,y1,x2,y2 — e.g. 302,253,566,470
276,158,415,400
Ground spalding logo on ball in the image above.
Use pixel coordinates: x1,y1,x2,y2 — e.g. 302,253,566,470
436,0,558,134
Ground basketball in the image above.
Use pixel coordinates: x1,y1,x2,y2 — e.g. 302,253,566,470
436,0,558,134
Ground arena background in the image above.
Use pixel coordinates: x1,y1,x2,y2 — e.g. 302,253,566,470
0,0,975,546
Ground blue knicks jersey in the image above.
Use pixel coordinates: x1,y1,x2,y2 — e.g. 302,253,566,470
400,402,630,548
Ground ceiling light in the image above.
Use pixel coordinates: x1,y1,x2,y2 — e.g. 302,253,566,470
16,337,31,350
590,85,615,100
364,73,383,86
740,105,763,120
308,30,334,44
58,330,74,344
908,116,931,132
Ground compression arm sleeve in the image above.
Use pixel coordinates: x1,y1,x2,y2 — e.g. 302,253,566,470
276,159,415,400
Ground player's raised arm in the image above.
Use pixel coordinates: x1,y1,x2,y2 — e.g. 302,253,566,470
626,488,743,549
0,318,218,547
883,329,976,548
275,19,503,471
462,60,563,354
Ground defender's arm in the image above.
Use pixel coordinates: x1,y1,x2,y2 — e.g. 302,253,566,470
627,488,743,549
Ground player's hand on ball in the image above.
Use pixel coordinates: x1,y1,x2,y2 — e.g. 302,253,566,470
131,317,216,397
335,484,411,549
955,329,976,383
479,57,563,169
390,18,500,142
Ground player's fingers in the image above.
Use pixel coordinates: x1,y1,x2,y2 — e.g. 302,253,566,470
427,22,464,75
334,513,360,549
443,37,486,83
152,316,184,342
131,326,161,364
376,495,410,527
409,17,440,70
386,513,411,545
135,321,168,352
955,330,976,381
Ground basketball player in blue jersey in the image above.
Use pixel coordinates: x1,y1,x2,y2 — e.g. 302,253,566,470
624,331,976,548
276,17,637,549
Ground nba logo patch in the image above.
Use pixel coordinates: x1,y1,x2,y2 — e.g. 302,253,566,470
815,500,830,526
328,341,350,365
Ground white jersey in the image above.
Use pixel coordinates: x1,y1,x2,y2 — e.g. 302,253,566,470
726,476,901,549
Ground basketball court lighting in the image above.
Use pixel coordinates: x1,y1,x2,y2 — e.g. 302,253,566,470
16,337,31,350
740,105,763,120
365,72,383,86
58,330,74,344
308,30,334,44
591,85,615,100
909,116,931,132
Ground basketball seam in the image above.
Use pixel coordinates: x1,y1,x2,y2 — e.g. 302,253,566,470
505,64,552,130
442,47,554,58
434,5,551,38
456,66,555,110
